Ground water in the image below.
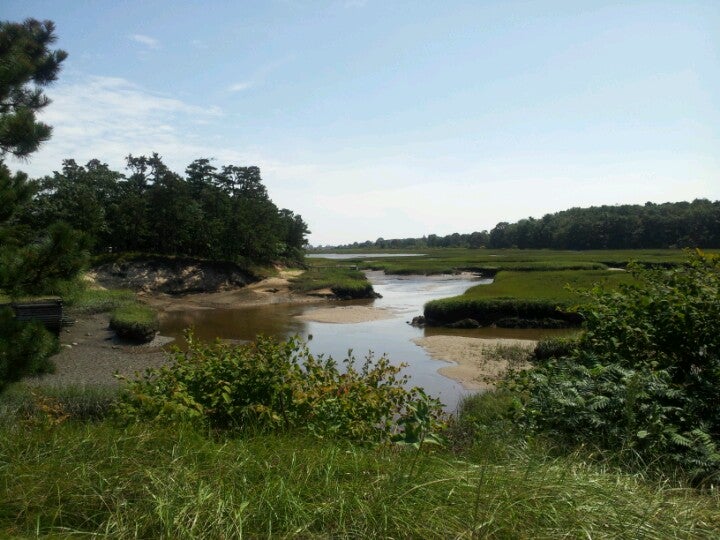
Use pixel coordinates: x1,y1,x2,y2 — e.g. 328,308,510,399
159,271,569,411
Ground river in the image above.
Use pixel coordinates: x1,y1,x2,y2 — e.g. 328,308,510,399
160,271,567,411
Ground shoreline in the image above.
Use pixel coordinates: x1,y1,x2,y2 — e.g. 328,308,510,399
27,271,535,392
413,336,535,390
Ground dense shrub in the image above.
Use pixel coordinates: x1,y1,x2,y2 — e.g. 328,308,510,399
109,303,159,342
116,333,444,443
533,336,579,361
508,252,720,482
0,308,58,391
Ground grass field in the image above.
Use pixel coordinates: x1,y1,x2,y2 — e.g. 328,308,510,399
1,386,718,538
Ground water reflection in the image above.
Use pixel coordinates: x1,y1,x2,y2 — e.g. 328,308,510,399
159,271,574,411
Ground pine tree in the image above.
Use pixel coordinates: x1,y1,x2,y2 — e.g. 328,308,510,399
0,18,87,297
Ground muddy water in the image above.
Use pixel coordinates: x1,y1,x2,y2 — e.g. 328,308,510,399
160,271,569,411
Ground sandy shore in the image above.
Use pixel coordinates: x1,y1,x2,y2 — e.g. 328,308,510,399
296,305,395,324
414,336,536,390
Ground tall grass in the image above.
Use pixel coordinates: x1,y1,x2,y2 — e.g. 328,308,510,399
1,417,718,538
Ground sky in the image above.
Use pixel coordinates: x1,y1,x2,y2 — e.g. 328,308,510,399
4,0,719,246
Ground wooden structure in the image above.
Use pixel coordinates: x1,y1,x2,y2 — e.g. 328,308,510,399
6,298,74,335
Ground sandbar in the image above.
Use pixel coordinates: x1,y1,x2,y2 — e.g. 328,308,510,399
414,336,536,390
295,305,395,324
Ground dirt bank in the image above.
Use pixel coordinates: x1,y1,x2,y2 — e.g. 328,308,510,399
91,257,256,294
142,269,326,311
414,336,535,390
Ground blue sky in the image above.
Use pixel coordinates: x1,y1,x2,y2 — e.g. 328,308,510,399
5,0,719,245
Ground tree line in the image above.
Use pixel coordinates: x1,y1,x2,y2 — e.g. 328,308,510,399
18,154,310,265
337,200,720,250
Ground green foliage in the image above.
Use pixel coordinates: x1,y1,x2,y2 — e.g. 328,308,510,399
109,303,159,343
0,220,90,297
23,155,310,264
333,199,720,250
291,266,376,298
533,335,579,361
116,333,443,443
0,307,57,391
0,19,88,298
0,18,67,158
508,252,720,482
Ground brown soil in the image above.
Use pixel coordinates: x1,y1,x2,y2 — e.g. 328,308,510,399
141,269,322,311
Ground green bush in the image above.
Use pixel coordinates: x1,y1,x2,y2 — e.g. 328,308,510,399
0,307,58,391
507,252,720,482
116,333,444,443
533,336,579,361
109,303,158,342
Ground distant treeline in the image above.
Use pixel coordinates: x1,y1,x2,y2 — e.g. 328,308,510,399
337,200,720,250
19,154,309,263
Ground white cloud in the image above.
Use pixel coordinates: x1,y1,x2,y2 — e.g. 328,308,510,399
228,81,253,92
7,75,227,176
129,34,159,49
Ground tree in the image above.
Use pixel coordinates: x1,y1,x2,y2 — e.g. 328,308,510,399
0,18,87,297
0,18,79,389
0,19,67,158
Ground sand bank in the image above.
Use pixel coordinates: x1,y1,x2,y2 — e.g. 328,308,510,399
414,336,536,390
296,305,395,324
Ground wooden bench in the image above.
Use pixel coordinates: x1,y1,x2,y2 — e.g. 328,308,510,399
7,299,74,335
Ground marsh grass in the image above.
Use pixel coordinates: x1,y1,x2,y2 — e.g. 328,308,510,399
109,303,159,342
60,284,159,342
308,248,702,276
0,384,119,425
291,266,376,298
425,269,636,325
65,288,137,314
